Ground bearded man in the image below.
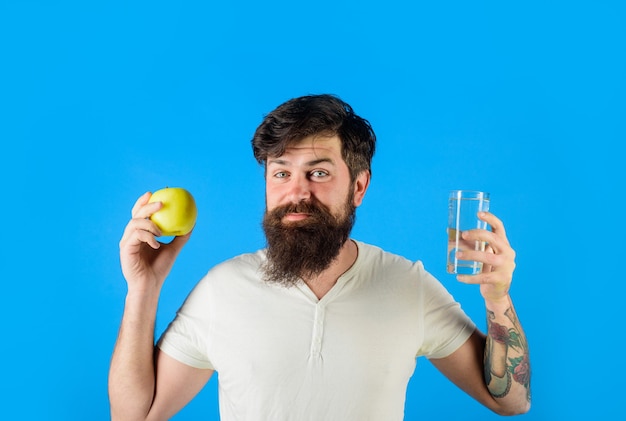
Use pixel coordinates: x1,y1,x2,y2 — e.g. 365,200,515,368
109,94,531,421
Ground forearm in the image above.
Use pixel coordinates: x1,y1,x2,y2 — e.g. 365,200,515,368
109,290,161,421
484,295,531,414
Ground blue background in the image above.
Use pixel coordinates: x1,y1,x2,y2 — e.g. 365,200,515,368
1,0,623,419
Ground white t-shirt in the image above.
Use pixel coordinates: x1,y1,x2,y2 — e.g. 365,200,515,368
158,241,476,421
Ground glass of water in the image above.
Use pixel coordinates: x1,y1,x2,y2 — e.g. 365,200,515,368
447,190,490,275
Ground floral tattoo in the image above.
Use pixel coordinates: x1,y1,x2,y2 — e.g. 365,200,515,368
484,307,531,402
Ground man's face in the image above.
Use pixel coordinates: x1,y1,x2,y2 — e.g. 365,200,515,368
264,135,356,222
261,135,367,286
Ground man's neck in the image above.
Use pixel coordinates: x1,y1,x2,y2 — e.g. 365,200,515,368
303,239,358,300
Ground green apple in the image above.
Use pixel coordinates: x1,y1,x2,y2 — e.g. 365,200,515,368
148,187,197,236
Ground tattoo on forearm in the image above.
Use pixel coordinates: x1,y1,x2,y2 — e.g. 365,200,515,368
484,308,531,402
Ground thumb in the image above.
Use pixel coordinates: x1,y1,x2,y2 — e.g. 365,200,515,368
157,231,193,264
166,230,193,254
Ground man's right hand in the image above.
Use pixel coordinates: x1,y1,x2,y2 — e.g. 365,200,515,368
119,191,192,294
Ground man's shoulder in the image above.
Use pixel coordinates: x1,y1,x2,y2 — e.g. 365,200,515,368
353,240,422,271
208,248,267,277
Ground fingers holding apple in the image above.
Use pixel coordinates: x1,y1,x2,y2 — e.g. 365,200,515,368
147,187,198,237
119,188,196,290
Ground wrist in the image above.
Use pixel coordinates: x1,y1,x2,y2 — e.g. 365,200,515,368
124,286,161,315
485,294,513,313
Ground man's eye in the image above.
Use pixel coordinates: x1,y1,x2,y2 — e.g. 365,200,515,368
311,170,329,178
274,171,288,178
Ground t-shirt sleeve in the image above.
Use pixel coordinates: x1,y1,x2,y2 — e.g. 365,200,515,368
156,276,215,370
157,312,215,370
416,262,476,359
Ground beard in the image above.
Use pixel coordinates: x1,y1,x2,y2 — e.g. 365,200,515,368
261,194,356,287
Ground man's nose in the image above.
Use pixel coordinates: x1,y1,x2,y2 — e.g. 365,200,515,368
287,174,311,203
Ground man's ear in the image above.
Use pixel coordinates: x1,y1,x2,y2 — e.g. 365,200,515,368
352,170,371,207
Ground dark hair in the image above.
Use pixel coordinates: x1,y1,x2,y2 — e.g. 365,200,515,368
251,94,376,181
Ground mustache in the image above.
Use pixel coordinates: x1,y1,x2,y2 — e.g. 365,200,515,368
267,199,332,220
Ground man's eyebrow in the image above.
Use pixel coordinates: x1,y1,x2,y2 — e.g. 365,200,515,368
267,158,289,166
306,157,335,166
267,157,336,167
